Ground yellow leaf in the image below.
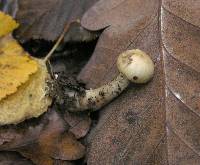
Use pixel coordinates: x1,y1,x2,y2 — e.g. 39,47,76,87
0,12,52,125
0,11,19,37
0,36,38,101
0,60,52,125
0,35,24,55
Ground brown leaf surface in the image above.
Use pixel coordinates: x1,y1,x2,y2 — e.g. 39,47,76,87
0,108,85,165
0,151,34,165
13,0,99,41
0,0,18,17
78,0,200,164
64,111,91,139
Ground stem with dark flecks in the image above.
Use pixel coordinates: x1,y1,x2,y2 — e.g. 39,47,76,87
67,73,129,112
66,49,154,112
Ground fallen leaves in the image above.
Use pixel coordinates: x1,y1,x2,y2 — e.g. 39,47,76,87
0,11,52,124
1,0,198,164
0,11,18,36
78,0,200,164
0,0,18,17
0,10,89,164
0,108,86,165
0,151,34,165
0,36,38,101
0,59,51,125
64,111,91,139
18,112,85,165
14,0,99,42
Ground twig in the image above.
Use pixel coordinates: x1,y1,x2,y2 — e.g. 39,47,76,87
44,24,70,63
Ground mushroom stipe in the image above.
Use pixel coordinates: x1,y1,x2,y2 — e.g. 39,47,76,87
54,49,154,112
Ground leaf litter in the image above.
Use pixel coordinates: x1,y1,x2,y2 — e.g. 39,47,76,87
3,0,199,165
0,11,52,125
78,0,200,164
0,4,96,164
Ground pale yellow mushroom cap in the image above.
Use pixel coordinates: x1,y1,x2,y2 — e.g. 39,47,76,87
117,49,154,83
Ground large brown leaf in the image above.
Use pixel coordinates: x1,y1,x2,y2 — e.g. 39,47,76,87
0,151,34,165
0,0,18,17
78,0,200,164
13,0,99,41
63,111,91,139
0,108,85,165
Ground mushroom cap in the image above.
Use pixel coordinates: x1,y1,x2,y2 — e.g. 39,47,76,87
117,49,154,83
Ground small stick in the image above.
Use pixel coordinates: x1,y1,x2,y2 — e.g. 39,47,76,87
44,24,70,63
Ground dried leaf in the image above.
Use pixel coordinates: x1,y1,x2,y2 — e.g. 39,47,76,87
64,111,91,139
0,59,51,125
0,8,86,165
0,11,18,36
0,109,85,165
78,0,200,164
0,0,18,17
14,0,99,41
0,35,38,101
0,12,51,124
53,160,74,165
0,151,34,165
0,35,23,55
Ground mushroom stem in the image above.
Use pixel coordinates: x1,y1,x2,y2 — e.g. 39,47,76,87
65,49,154,112
69,73,129,112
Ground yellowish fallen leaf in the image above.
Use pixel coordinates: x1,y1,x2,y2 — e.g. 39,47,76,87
0,11,19,37
0,35,24,55
0,12,52,125
0,36,38,101
0,60,52,125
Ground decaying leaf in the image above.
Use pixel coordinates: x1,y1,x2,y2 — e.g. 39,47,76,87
0,108,85,165
0,35,23,55
0,11,18,36
0,0,18,17
78,0,200,164
18,128,85,165
14,0,99,42
0,59,51,125
0,151,34,165
0,36,38,101
64,111,91,139
0,12,52,124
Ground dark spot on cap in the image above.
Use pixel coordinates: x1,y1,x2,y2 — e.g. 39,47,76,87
133,76,138,80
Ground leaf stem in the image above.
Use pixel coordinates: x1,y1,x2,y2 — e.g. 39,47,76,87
44,24,70,63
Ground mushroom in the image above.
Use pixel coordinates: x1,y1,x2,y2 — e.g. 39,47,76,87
66,49,154,112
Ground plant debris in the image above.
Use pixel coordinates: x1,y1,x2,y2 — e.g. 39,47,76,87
1,0,199,164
